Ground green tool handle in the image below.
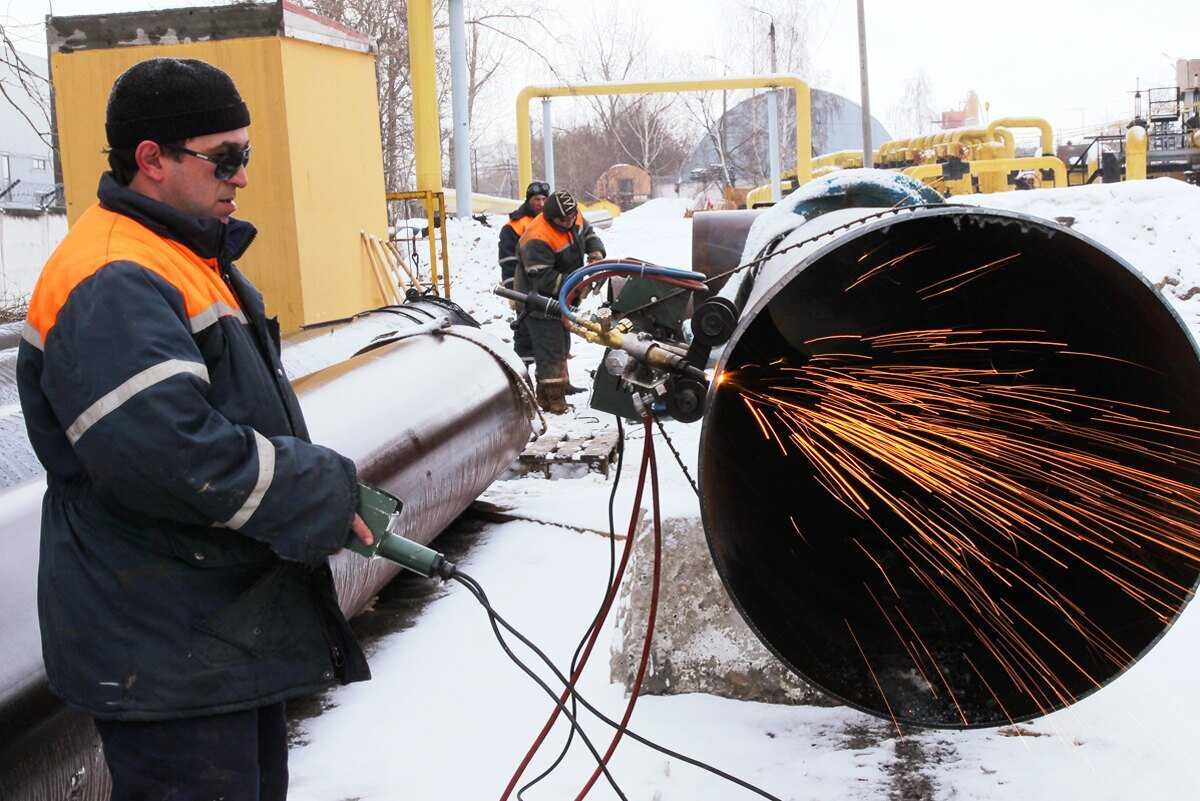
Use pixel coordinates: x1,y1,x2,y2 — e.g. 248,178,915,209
376,533,446,578
347,483,456,579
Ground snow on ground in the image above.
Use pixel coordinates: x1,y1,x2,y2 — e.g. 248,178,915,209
955,179,1200,331
289,182,1200,800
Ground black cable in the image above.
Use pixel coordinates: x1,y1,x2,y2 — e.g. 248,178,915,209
653,415,700,498
455,568,786,801
518,416,626,800
452,572,629,801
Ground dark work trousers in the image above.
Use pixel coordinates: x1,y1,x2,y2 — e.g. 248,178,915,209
95,702,288,801
524,316,571,382
511,315,534,363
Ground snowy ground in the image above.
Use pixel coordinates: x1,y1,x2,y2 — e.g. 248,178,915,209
288,180,1200,801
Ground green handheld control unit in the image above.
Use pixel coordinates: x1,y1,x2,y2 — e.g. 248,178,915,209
346,483,454,579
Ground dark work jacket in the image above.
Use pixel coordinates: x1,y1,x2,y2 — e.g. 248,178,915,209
497,201,538,284
515,213,605,318
17,174,370,721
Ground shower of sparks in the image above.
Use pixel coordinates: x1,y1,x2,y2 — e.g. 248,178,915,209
723,327,1200,724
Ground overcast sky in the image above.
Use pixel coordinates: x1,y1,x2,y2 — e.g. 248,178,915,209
3,0,1195,143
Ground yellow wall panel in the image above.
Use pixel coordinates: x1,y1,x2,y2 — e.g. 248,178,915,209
278,37,390,324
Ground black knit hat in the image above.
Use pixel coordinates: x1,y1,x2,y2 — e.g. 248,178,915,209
544,190,578,225
105,58,251,148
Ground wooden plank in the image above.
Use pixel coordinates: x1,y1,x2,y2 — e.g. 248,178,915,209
361,231,399,304
384,239,424,292
369,234,410,294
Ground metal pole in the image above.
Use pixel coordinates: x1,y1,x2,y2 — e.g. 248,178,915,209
448,0,472,218
767,19,781,200
768,20,777,73
767,90,781,201
541,97,555,189
856,0,874,168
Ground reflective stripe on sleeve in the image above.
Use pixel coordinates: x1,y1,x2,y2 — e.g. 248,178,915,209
66,359,210,444
222,430,275,530
21,322,44,350
525,263,553,274
189,301,248,334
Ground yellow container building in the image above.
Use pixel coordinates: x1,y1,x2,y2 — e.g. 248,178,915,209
47,1,389,332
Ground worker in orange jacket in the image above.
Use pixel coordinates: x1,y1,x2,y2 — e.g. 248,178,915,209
498,180,548,366
515,190,605,413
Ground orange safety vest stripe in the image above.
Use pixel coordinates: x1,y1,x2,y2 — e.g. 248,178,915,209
504,213,535,239
27,203,243,343
518,213,583,255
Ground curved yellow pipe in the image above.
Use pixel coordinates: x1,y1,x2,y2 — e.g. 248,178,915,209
969,156,1069,188
517,74,812,190
988,117,1054,156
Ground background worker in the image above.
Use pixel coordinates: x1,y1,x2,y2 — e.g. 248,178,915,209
515,190,606,413
17,58,374,801
498,180,549,367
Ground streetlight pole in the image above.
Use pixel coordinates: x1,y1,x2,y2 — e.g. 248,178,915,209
856,0,874,168
751,7,782,199
766,19,777,73
749,6,778,72
448,0,473,217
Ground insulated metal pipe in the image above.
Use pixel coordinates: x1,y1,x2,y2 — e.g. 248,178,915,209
696,173,1200,728
0,304,533,799
304,324,532,615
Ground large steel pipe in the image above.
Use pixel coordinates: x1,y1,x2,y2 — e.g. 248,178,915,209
0,306,532,800
303,324,532,615
699,194,1200,728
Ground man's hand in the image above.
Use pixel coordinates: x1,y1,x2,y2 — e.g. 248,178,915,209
586,250,603,264
351,514,374,546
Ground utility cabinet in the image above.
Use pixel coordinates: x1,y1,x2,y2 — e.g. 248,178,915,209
48,0,389,332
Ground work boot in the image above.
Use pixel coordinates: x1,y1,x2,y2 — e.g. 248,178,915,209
536,378,570,415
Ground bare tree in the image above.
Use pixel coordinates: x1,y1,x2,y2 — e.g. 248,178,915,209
0,24,54,151
573,13,666,172
438,1,561,188
531,123,613,202
676,0,825,188
888,71,938,139
306,0,422,195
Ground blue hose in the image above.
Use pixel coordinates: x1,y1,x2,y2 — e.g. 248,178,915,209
558,262,706,324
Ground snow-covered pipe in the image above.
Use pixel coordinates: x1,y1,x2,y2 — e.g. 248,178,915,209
696,170,1200,728
0,302,533,800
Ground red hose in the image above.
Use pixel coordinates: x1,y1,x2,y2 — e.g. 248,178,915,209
574,419,662,799
498,417,655,801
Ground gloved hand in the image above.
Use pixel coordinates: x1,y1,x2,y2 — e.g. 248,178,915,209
587,251,603,264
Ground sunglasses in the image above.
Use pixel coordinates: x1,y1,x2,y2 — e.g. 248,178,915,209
171,144,252,181
527,181,551,197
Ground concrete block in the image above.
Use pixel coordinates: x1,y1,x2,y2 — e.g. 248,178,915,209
610,514,835,706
